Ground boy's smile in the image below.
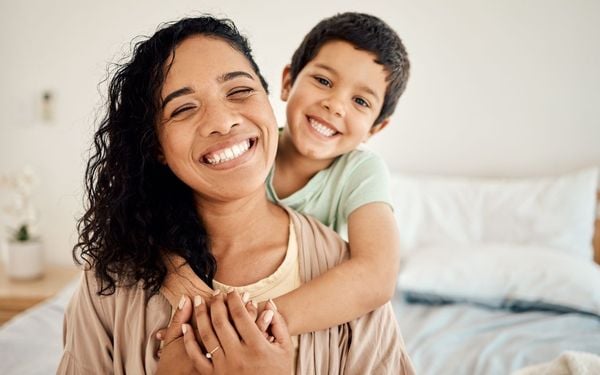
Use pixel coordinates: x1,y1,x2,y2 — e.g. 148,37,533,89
280,40,389,164
308,116,339,138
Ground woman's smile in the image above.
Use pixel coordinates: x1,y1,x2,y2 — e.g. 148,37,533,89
200,136,258,169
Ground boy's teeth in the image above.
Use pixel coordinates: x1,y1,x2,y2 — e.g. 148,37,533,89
309,118,336,137
205,139,251,165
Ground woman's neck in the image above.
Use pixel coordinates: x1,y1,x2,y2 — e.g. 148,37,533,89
195,189,286,256
195,189,290,286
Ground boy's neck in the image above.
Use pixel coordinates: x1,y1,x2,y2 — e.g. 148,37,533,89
273,131,336,199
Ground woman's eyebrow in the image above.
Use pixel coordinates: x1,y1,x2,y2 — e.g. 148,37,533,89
162,87,194,109
218,71,254,83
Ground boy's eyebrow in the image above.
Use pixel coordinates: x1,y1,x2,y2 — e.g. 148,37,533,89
161,71,254,109
313,63,381,102
162,87,194,109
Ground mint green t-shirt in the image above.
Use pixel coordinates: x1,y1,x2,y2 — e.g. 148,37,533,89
266,149,392,241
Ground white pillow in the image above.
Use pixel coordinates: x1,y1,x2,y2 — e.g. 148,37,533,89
391,168,599,259
398,244,600,316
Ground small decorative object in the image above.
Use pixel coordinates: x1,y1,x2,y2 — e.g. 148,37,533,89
41,90,54,123
0,167,44,280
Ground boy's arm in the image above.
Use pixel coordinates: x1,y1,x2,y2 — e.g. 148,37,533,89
273,202,400,335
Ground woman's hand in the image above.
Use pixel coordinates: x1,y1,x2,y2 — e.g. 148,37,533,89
157,292,293,375
155,291,259,354
155,295,196,375
185,291,293,375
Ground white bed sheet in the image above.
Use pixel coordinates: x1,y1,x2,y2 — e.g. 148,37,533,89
0,279,77,374
393,290,600,375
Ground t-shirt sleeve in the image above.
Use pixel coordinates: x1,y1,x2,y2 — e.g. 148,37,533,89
57,270,115,375
340,151,393,220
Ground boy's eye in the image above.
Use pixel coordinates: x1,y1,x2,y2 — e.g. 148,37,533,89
228,87,255,99
354,97,370,108
314,76,332,87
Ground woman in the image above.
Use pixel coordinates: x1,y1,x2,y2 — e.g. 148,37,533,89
59,16,413,374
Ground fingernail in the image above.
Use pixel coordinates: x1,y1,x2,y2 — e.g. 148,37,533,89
268,298,278,311
268,336,275,343
241,292,250,304
212,289,221,297
263,309,274,325
194,295,203,307
251,300,258,309
156,332,163,340
178,295,186,310
182,324,187,335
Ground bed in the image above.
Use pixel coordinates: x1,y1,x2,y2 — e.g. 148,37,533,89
0,168,599,374
391,168,600,374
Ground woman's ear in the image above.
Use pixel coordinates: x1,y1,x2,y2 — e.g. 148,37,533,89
156,147,167,165
280,65,292,101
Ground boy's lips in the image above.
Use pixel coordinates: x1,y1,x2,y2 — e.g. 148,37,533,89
307,116,339,138
200,137,258,167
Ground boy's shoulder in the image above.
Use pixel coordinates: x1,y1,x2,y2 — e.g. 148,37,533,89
333,148,388,174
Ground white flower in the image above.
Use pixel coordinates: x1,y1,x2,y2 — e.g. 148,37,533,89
0,166,40,242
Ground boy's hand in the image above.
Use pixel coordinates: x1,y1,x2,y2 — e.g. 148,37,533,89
254,299,279,341
182,291,293,375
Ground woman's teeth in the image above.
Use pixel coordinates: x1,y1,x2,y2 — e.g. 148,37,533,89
204,139,251,165
309,118,336,137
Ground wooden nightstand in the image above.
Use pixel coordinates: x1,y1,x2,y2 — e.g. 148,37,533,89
0,263,80,325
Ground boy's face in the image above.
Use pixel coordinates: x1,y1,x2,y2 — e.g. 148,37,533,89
281,40,389,162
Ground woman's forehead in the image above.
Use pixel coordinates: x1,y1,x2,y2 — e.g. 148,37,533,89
162,35,255,89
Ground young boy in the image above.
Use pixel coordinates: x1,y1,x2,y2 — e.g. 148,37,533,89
268,12,410,334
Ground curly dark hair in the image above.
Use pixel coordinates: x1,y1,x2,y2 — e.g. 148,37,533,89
289,12,410,125
75,16,269,295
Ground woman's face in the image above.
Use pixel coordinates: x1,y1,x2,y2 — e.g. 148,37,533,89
157,35,278,203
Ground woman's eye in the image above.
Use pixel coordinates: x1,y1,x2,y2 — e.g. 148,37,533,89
315,76,332,87
171,106,194,118
228,88,254,98
354,97,370,108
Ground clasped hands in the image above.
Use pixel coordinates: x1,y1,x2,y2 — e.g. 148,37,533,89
155,290,293,375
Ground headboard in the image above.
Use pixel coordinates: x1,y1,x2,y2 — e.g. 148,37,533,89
594,190,600,265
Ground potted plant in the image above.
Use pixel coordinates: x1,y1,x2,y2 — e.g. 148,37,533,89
1,167,44,280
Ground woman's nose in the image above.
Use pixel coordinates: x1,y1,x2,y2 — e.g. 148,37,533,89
198,101,242,137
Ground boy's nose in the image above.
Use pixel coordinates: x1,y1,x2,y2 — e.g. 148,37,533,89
198,101,242,137
320,96,345,118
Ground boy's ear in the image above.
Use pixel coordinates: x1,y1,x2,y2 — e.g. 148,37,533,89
364,118,390,141
280,65,292,102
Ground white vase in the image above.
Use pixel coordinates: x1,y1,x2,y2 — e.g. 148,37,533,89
6,241,45,280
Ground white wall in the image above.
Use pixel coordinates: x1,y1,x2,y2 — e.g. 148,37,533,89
1,0,599,265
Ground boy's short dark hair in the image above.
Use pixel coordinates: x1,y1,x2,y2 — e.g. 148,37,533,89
289,12,410,125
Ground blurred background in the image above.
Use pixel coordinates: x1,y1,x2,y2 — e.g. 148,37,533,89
0,0,599,266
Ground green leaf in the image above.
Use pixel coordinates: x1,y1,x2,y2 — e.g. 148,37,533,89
15,225,30,242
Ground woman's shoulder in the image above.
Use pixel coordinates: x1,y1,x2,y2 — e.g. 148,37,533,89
70,268,169,319
283,206,349,267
